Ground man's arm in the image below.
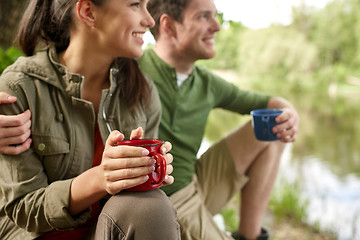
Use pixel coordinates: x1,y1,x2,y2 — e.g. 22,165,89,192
267,96,300,143
0,92,32,155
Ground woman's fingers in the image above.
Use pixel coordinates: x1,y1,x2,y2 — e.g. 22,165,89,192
130,127,144,140
163,175,174,185
102,132,175,194
102,155,155,171
105,175,150,195
104,164,155,182
160,141,172,154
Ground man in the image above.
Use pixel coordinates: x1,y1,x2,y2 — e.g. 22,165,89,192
137,0,299,239
0,0,299,239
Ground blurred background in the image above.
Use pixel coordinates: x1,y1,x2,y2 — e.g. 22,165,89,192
197,0,360,239
1,0,359,239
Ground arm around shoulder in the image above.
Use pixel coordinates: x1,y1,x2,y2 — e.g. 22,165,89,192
0,73,32,154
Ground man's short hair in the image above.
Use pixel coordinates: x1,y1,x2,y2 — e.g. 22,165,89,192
147,0,192,39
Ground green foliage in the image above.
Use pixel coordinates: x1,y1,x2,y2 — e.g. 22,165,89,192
202,0,360,237
269,178,309,225
198,20,246,70
204,108,250,142
239,26,318,75
293,0,360,67
201,0,360,93
0,47,23,74
220,208,239,232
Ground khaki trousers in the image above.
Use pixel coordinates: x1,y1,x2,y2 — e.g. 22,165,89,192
95,189,180,240
170,140,248,240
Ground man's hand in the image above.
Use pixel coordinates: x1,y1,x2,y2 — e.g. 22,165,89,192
268,96,300,143
0,92,32,155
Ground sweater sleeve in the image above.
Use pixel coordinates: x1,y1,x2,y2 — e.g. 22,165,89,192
205,69,272,114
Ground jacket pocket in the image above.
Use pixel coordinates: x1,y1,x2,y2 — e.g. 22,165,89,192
32,134,71,181
32,135,69,156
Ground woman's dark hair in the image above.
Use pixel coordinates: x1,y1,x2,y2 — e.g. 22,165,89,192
16,0,77,56
16,0,150,110
147,0,192,40
117,58,150,111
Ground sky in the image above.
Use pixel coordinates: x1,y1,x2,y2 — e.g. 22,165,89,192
214,0,331,29
144,0,331,45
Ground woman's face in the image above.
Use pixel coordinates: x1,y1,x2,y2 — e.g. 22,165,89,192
93,0,155,59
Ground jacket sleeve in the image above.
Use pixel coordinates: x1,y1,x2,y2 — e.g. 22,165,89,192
0,72,90,233
143,77,161,139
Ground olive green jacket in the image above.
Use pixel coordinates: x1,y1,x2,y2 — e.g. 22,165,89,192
0,46,161,239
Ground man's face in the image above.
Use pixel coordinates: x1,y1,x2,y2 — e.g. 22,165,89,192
173,0,220,61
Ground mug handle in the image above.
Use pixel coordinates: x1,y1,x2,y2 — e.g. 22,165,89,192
262,116,271,136
151,153,167,184
126,154,166,191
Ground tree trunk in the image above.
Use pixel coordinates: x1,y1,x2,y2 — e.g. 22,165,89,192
0,0,28,49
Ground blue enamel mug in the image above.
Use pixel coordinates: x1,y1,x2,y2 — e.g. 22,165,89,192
250,109,283,141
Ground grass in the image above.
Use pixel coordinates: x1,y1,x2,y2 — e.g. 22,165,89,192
219,177,337,239
269,178,309,225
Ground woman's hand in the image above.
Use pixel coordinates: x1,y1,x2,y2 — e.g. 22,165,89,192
100,130,156,195
159,141,174,186
130,126,174,185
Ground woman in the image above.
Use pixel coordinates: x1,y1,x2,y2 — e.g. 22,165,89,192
0,0,179,239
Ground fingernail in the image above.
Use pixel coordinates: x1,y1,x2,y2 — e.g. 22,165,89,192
165,175,169,181
162,147,167,154
143,175,149,181
142,149,149,156
7,96,16,100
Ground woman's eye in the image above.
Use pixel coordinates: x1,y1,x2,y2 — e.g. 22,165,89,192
131,2,140,7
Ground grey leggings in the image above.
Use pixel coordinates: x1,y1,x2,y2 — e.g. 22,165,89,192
94,189,180,240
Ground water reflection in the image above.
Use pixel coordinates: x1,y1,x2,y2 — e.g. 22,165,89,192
280,149,360,240
289,92,360,239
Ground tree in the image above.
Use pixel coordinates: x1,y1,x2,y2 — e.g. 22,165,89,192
292,0,360,67
0,0,28,49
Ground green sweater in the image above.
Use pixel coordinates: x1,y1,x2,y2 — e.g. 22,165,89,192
138,48,271,196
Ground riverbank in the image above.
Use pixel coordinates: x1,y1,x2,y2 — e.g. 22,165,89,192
263,210,337,240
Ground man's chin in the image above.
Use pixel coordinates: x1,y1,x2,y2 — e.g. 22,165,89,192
199,51,216,60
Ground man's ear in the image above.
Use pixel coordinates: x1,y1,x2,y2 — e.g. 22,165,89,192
159,14,178,38
76,0,96,27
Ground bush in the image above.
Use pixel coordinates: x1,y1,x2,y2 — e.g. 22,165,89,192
0,47,23,74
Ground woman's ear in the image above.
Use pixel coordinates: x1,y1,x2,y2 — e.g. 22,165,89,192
76,0,96,27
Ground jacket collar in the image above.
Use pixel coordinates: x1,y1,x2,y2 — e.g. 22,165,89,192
4,45,121,99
